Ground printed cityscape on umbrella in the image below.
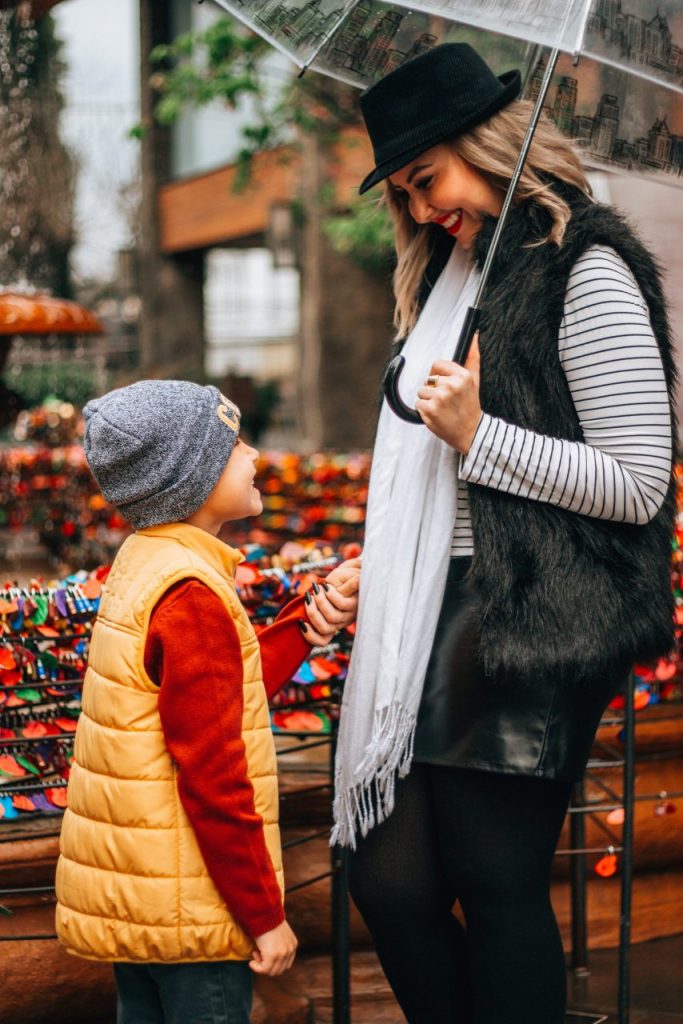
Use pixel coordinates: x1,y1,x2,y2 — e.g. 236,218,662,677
230,0,683,184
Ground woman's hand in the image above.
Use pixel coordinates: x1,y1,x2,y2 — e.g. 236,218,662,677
301,558,361,646
415,334,482,454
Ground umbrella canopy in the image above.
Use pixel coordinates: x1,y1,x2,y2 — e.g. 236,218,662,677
209,0,683,190
206,0,683,422
0,294,103,336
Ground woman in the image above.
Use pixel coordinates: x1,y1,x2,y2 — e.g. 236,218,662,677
332,43,676,1024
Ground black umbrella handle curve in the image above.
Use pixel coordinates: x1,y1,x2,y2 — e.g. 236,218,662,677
383,355,423,423
383,45,562,426
383,305,482,423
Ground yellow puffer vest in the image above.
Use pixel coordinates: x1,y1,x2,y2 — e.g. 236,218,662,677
55,523,282,962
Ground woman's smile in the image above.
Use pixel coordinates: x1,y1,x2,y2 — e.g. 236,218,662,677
434,209,464,236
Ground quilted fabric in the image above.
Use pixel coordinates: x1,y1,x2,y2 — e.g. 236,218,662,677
55,523,282,962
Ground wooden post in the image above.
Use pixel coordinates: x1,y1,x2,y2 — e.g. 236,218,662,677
298,131,394,450
297,131,326,448
138,0,205,376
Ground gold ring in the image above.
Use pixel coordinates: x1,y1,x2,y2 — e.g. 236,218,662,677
425,374,439,387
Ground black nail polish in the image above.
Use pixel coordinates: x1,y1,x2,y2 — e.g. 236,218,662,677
312,581,320,595
305,592,312,606
298,620,308,633
322,581,330,592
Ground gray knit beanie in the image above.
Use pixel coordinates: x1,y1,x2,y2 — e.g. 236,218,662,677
83,380,241,529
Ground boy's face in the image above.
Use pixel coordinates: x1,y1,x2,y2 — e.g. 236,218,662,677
202,437,263,524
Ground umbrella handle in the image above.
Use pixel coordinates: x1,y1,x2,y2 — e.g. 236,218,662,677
452,306,481,365
383,356,423,424
382,306,481,424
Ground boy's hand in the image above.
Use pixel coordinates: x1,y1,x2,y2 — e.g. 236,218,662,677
326,556,362,595
250,919,298,976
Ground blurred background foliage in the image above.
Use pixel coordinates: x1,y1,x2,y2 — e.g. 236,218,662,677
142,14,395,273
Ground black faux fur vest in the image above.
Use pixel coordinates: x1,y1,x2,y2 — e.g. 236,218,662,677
403,189,678,686
470,190,677,685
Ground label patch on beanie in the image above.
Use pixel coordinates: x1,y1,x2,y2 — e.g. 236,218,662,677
217,395,240,431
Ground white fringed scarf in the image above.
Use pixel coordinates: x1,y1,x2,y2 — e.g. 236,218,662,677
331,244,480,849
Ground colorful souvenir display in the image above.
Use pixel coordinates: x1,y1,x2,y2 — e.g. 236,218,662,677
0,571,104,820
231,542,355,735
230,452,370,545
0,546,354,821
2,446,682,830
625,461,683,708
0,445,128,565
590,466,683,875
0,432,370,566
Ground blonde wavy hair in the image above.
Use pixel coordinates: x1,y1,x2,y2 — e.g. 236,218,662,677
386,100,593,338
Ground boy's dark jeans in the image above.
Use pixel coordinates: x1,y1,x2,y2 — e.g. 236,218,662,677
114,960,252,1024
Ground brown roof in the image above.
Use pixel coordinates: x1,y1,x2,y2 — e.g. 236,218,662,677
0,293,103,336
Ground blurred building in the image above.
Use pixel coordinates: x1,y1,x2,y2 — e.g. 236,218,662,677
137,0,392,450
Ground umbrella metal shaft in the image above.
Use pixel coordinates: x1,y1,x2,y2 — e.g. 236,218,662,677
471,46,561,312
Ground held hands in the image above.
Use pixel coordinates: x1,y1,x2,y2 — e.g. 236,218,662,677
415,333,482,454
302,556,361,646
250,919,298,976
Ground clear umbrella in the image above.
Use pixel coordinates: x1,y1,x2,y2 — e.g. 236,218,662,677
205,0,683,421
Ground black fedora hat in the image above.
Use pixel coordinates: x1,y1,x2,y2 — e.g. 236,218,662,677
359,43,521,195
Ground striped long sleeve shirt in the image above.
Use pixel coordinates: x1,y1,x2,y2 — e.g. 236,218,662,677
451,245,672,557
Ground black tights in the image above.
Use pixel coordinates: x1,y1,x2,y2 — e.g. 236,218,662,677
348,763,573,1024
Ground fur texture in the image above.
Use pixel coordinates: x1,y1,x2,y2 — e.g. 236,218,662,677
461,189,678,686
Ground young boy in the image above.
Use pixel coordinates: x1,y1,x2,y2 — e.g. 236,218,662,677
55,380,360,1024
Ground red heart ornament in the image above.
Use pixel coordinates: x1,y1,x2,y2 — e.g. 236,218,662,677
594,852,618,878
654,658,677,681
45,788,68,808
0,648,17,670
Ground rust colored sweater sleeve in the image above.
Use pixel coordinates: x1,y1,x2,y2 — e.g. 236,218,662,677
256,594,312,700
146,579,285,939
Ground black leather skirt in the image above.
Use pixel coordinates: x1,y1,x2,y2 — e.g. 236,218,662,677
413,557,625,781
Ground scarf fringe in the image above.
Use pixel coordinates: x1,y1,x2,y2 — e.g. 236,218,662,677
330,702,416,850
331,247,477,849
